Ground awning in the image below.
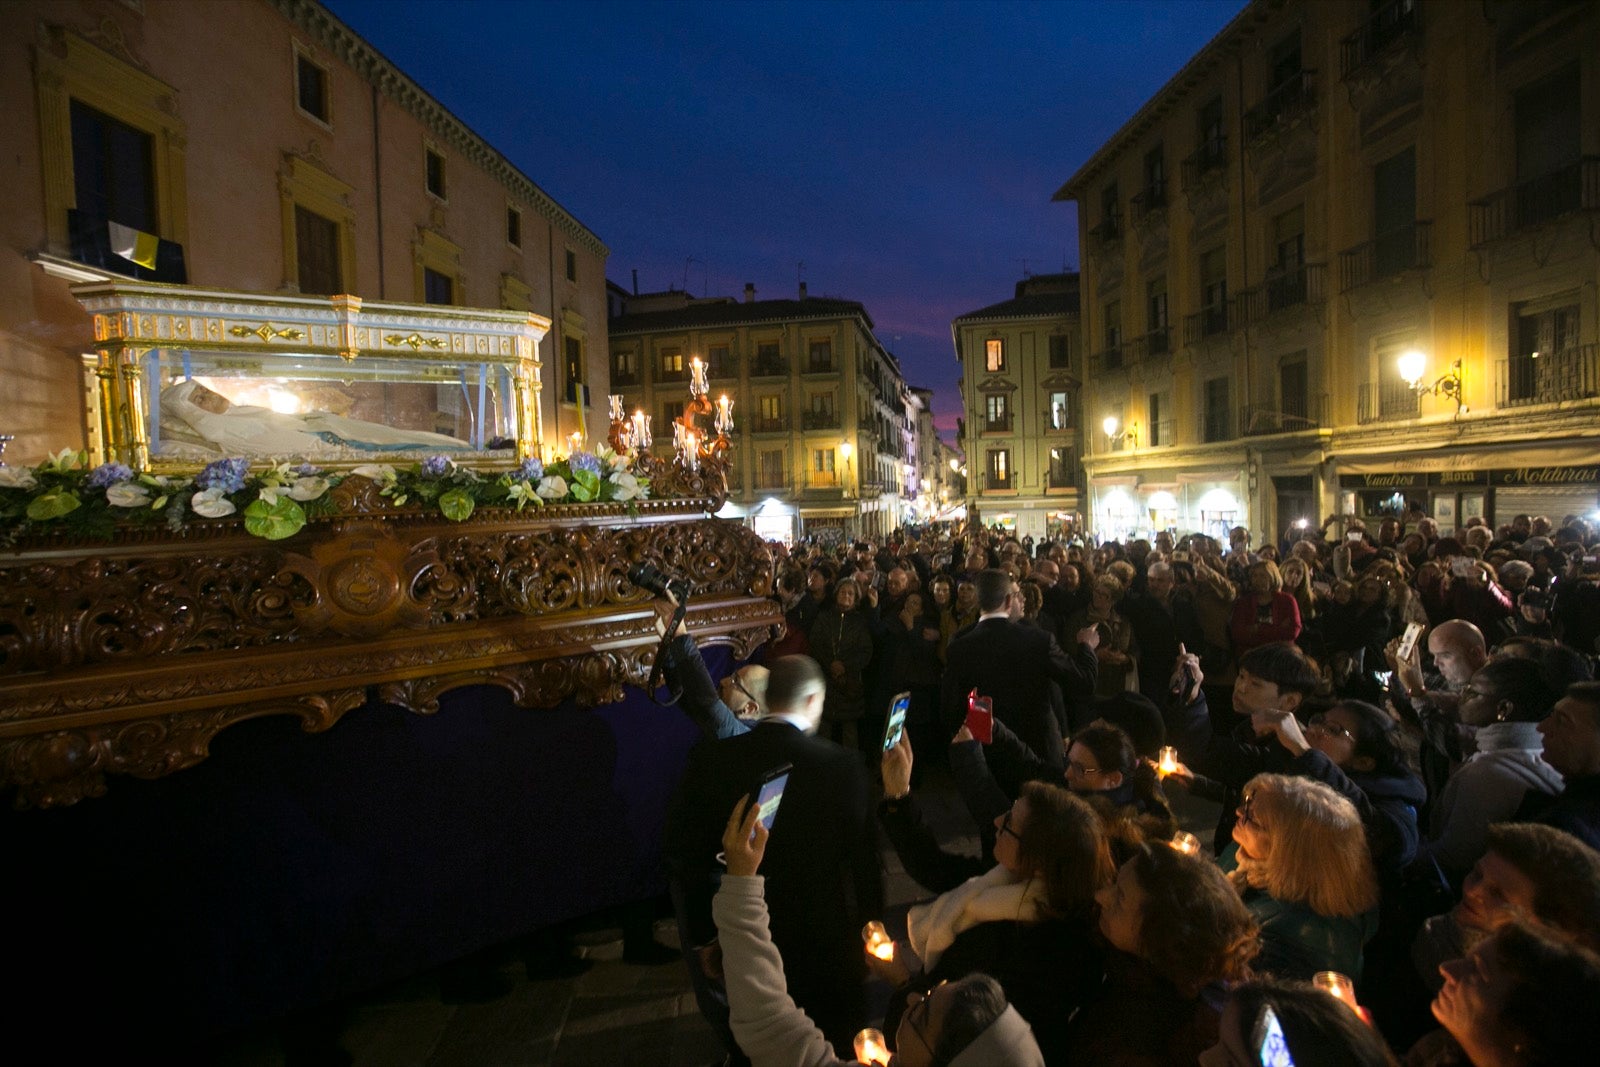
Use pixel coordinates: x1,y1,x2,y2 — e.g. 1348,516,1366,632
1337,442,1600,474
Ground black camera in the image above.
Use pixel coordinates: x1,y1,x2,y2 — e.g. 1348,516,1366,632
629,561,692,603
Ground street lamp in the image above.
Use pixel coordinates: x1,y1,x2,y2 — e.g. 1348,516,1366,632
1102,415,1137,449
838,439,854,491
1398,349,1464,415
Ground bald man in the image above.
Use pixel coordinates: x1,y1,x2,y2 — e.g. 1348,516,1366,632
1391,619,1491,815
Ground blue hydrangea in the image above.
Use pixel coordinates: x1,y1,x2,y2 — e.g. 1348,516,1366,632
421,455,450,477
196,457,249,493
292,463,322,477
569,451,601,475
517,457,544,482
86,462,135,489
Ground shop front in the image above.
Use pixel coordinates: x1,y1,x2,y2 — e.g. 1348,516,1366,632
1338,463,1600,533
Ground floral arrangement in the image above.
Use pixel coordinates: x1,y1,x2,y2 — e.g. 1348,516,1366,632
0,445,650,545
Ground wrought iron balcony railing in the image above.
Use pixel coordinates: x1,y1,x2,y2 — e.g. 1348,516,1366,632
750,358,789,378
1470,158,1600,248
751,417,790,433
1091,345,1125,373
983,473,1015,492
1357,382,1421,424
1340,0,1420,80
1130,185,1167,224
1201,406,1235,444
1339,220,1431,292
1181,137,1228,191
802,411,840,430
1240,394,1326,437
1496,345,1599,407
1237,264,1325,324
1183,304,1230,344
982,415,1014,434
1126,328,1171,364
1145,418,1175,448
1244,70,1318,143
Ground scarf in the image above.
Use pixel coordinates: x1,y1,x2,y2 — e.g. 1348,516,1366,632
905,864,1048,972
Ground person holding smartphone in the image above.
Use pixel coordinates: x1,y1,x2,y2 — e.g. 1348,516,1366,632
1201,980,1398,1066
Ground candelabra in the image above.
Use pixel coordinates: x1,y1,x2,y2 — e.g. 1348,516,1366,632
605,355,733,498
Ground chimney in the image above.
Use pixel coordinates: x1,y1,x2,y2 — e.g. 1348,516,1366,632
799,281,808,300
744,283,756,303
631,268,638,295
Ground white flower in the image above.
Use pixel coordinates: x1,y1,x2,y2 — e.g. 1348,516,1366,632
0,467,38,490
191,487,237,518
507,481,540,509
258,485,283,506
105,483,153,508
535,474,568,500
600,446,631,472
288,476,329,501
351,464,397,484
608,471,642,501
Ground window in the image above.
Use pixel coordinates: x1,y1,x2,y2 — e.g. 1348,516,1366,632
1048,390,1071,431
807,338,833,373
506,206,522,249
1098,181,1121,237
806,392,836,429
986,449,1011,489
985,394,1009,431
707,343,733,378
1199,247,1227,334
1280,356,1309,425
1102,300,1122,366
661,399,685,430
814,449,835,472
1048,447,1074,488
1373,147,1417,276
1147,392,1164,446
985,338,1005,372
565,248,577,282
754,341,783,375
1269,31,1302,93
425,146,446,199
1197,97,1225,163
1376,335,1421,419
293,204,341,295
423,267,454,305
611,349,637,384
1268,207,1307,310
294,50,330,124
564,335,584,405
1515,65,1581,225
1048,334,1070,369
1146,276,1168,352
70,99,156,233
1203,377,1231,442
1508,301,1581,404
758,449,786,489
659,346,685,378
1142,146,1165,206
757,394,783,432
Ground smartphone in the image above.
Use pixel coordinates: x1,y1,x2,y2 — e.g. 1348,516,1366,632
752,763,792,833
1346,531,1363,542
883,691,911,752
965,690,994,744
1450,556,1476,578
1251,1003,1296,1067
1396,621,1425,662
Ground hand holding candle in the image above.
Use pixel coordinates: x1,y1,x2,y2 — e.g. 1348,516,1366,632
1168,831,1201,855
853,1027,891,1066
861,920,896,961
1157,746,1179,776
1313,970,1374,1025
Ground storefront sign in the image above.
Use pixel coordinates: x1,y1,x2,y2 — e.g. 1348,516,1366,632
1339,473,1424,489
1340,467,1600,489
1490,466,1600,486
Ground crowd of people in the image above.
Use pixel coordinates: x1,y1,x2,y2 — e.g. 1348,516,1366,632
658,510,1600,1067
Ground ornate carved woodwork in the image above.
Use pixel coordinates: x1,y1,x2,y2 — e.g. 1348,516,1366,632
0,486,780,809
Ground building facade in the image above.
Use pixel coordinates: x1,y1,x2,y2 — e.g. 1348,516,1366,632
952,272,1084,541
0,0,607,466
608,284,921,543
1055,0,1600,543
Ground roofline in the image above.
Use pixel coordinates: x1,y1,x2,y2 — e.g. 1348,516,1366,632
277,0,609,259
608,304,877,336
1052,0,1271,202
951,307,1079,325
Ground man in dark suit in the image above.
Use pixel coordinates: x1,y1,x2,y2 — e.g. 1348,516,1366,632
665,655,882,1057
941,569,1100,773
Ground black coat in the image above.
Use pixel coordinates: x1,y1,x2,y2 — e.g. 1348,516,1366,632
664,720,882,1049
940,617,1098,772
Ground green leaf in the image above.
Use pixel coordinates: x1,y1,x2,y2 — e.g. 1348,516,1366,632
438,487,476,522
26,489,81,521
243,497,306,540
570,468,600,502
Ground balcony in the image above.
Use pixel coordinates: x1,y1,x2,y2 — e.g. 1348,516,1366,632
658,366,688,384
1497,345,1600,407
1339,221,1431,292
1201,406,1235,444
1240,394,1326,437
1181,137,1228,191
1237,264,1326,324
1046,467,1079,492
1470,158,1600,248
1130,185,1167,225
751,417,790,434
66,209,188,284
981,414,1014,434
801,410,840,431
1244,71,1318,144
1091,345,1125,373
1145,418,1175,448
1126,328,1171,364
609,372,640,387
1087,215,1123,245
1340,0,1420,80
1183,304,1230,345
805,470,840,489
750,357,789,378
706,360,736,381
754,472,788,491
1357,382,1421,424
983,473,1015,492
803,360,837,375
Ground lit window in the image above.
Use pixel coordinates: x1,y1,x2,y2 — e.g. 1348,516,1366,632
985,339,1004,372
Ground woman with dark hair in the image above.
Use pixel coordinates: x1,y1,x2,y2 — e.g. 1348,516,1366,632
877,737,1113,1064
1201,979,1398,1066
1302,700,1427,871
1422,657,1565,882
1070,843,1261,1064
809,579,873,750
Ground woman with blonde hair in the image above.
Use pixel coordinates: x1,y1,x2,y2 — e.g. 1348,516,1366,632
1221,773,1380,981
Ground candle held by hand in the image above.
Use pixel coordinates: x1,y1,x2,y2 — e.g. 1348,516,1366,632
1157,746,1179,776
853,1028,891,1066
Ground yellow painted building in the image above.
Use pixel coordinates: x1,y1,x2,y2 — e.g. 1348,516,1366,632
0,0,608,466
607,284,921,542
1055,0,1600,542
951,272,1084,540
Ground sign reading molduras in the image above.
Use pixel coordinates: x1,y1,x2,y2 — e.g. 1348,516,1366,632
1339,466,1600,490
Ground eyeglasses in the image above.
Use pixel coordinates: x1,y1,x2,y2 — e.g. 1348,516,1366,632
902,979,948,1060
1066,760,1102,778
1306,714,1353,742
997,810,1022,841
1237,792,1259,827
729,672,759,708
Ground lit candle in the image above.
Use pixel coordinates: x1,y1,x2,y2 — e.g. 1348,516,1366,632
1157,746,1179,776
690,357,709,396
682,428,699,471
608,394,624,421
1313,971,1358,1008
715,394,734,434
1168,831,1201,856
853,1028,891,1066
861,920,896,961
632,410,651,449
568,430,583,453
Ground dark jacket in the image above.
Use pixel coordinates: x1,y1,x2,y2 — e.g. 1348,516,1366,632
809,604,873,723
1066,948,1224,1067
1515,773,1600,851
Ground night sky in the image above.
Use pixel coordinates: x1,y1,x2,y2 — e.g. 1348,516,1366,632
325,0,1246,440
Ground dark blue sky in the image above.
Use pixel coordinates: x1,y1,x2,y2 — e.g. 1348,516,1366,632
326,0,1245,439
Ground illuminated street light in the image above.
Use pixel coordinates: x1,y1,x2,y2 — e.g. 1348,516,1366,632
1397,349,1464,414
1102,415,1119,436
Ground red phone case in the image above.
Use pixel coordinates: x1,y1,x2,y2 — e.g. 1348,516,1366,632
965,691,994,744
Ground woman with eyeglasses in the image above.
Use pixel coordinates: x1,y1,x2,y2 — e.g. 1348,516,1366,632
712,800,1047,1067
1298,700,1425,871
1420,657,1564,883
875,733,1113,1065
1221,773,1380,981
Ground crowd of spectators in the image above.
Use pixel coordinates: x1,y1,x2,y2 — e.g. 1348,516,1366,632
661,510,1600,1066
